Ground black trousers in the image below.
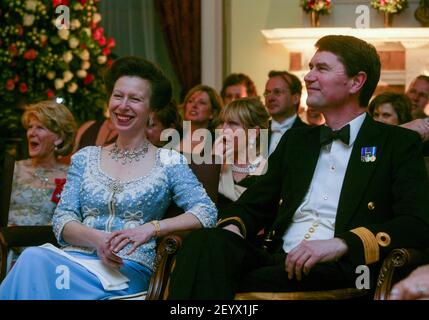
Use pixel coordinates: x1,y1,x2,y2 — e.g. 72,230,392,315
167,228,361,300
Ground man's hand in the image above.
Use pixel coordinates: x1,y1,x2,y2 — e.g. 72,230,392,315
400,118,429,142
389,265,429,300
285,238,348,281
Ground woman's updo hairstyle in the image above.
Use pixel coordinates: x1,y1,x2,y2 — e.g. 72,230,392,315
105,56,173,112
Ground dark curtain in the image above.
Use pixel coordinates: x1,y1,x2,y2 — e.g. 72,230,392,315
154,0,201,99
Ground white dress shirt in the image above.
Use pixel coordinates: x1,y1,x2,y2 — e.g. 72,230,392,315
269,115,297,155
282,113,366,253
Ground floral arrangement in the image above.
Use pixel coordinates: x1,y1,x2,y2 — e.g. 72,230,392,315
300,0,332,15
370,0,409,14
0,0,116,138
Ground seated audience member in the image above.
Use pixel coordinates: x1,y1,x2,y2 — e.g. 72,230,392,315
389,264,429,300
0,57,217,300
264,70,307,155
5,100,77,269
74,117,118,151
220,73,258,105
167,35,429,299
305,105,325,126
405,75,429,155
180,85,223,155
406,75,429,120
214,97,269,213
368,92,413,125
145,101,182,148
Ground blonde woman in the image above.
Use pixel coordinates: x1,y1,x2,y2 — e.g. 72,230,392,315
214,97,269,212
6,100,77,270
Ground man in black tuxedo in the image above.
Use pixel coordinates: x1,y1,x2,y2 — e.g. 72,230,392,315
265,70,307,155
167,35,429,299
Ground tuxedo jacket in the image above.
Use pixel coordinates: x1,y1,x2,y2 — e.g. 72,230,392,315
220,115,429,266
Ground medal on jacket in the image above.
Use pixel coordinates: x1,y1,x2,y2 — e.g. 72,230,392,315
361,146,377,163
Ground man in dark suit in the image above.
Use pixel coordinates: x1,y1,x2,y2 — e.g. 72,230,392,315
167,35,429,299
264,70,307,155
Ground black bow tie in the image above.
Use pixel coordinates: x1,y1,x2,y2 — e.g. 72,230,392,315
320,124,350,146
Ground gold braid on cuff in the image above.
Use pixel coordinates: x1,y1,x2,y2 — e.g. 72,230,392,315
217,217,247,239
350,227,379,264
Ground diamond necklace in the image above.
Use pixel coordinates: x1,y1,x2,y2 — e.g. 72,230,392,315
109,142,149,165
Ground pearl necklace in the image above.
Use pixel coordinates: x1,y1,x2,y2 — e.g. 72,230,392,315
231,157,262,174
109,142,149,165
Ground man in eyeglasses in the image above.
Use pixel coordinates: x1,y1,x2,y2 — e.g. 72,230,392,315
264,70,307,155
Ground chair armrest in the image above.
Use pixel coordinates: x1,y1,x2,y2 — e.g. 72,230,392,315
0,225,57,282
374,248,429,300
0,226,57,248
146,230,190,300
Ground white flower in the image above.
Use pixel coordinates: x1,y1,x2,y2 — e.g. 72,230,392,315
63,70,74,83
73,3,83,10
25,0,37,11
63,51,73,63
67,82,78,93
97,55,107,64
54,79,65,90
82,28,92,37
79,49,90,61
68,37,80,49
47,71,56,80
70,19,81,30
81,61,91,70
58,29,70,40
92,13,102,24
77,70,88,78
23,14,35,26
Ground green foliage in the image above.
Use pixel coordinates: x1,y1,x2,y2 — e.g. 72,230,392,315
0,0,116,139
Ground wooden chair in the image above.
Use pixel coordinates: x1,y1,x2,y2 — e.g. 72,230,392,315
146,231,429,300
0,153,221,287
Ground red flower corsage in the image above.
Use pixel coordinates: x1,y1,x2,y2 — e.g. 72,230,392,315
51,178,67,204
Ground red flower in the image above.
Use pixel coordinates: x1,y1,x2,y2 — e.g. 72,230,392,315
46,89,55,99
98,36,106,46
102,47,111,56
6,79,15,91
83,74,95,85
53,0,69,7
23,49,38,60
79,0,87,4
14,75,20,83
92,27,104,41
107,59,114,67
106,37,116,49
51,178,67,204
19,83,28,93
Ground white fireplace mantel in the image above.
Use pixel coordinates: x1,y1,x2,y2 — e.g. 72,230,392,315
261,28,429,87
261,28,429,50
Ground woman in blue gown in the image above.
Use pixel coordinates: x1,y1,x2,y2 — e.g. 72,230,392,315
0,56,217,300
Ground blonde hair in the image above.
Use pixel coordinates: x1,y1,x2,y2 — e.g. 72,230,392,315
220,97,269,130
22,100,77,156
220,97,269,153
182,85,224,131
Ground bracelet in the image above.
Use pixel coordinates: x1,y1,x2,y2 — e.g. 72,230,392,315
150,220,161,238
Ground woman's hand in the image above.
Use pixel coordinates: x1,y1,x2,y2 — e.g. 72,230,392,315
213,133,234,164
106,223,156,255
94,232,124,269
